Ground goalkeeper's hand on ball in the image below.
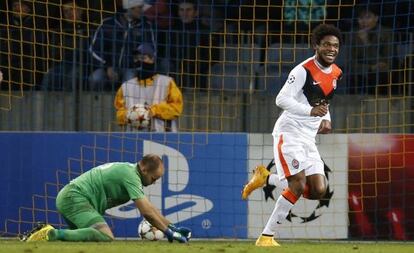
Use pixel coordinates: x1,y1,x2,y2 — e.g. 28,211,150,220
164,228,188,243
168,224,192,241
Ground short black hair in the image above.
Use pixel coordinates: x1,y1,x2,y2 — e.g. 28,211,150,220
11,0,31,9
140,154,162,173
357,4,380,17
311,24,342,46
62,0,85,8
178,0,197,9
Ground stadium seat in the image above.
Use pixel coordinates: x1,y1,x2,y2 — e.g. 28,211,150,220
220,43,262,72
256,43,313,92
212,43,261,91
208,63,252,91
255,64,285,93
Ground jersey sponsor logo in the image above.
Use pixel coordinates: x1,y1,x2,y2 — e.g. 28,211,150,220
292,159,299,169
106,140,213,223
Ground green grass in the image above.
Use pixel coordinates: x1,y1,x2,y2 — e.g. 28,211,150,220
1,240,413,253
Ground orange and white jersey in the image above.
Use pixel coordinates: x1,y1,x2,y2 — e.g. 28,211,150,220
273,56,342,141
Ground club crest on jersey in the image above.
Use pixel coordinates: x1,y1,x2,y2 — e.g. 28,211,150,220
292,159,299,169
287,75,295,84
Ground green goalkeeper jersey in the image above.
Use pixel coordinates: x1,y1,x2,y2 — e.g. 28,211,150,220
70,162,145,214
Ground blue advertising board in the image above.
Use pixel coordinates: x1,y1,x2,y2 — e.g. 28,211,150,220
0,132,248,238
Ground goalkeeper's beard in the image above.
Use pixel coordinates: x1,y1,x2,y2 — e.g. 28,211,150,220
135,62,156,80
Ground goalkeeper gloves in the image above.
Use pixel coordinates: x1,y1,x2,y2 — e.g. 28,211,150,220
168,224,192,240
164,228,188,243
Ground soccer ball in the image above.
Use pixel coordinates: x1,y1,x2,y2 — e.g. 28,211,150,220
127,103,150,129
138,219,164,241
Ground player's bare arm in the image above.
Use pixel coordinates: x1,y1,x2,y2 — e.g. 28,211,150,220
135,197,189,243
153,205,172,225
318,119,332,134
135,197,169,231
310,104,328,117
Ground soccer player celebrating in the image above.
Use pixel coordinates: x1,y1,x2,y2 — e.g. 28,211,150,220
242,24,342,247
23,154,191,243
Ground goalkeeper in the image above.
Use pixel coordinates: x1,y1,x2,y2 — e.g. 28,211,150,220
23,154,191,243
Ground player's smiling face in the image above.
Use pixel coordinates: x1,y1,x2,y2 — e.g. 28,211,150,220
314,35,340,67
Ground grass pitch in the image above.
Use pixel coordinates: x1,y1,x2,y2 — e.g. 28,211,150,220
1,240,413,253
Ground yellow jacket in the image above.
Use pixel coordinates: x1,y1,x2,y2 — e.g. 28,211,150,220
114,74,183,131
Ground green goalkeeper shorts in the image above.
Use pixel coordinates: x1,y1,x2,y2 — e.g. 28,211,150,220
56,184,106,229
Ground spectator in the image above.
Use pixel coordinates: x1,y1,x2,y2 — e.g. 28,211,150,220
143,0,171,29
282,0,327,43
199,1,225,33
349,5,394,95
42,0,88,91
114,43,183,132
236,0,326,44
89,0,156,91
0,0,47,90
167,0,209,89
197,1,223,74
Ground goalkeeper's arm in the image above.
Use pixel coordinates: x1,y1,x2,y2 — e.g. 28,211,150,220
135,197,169,231
134,197,188,243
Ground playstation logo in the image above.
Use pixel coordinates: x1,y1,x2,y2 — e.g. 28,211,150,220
106,140,213,223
